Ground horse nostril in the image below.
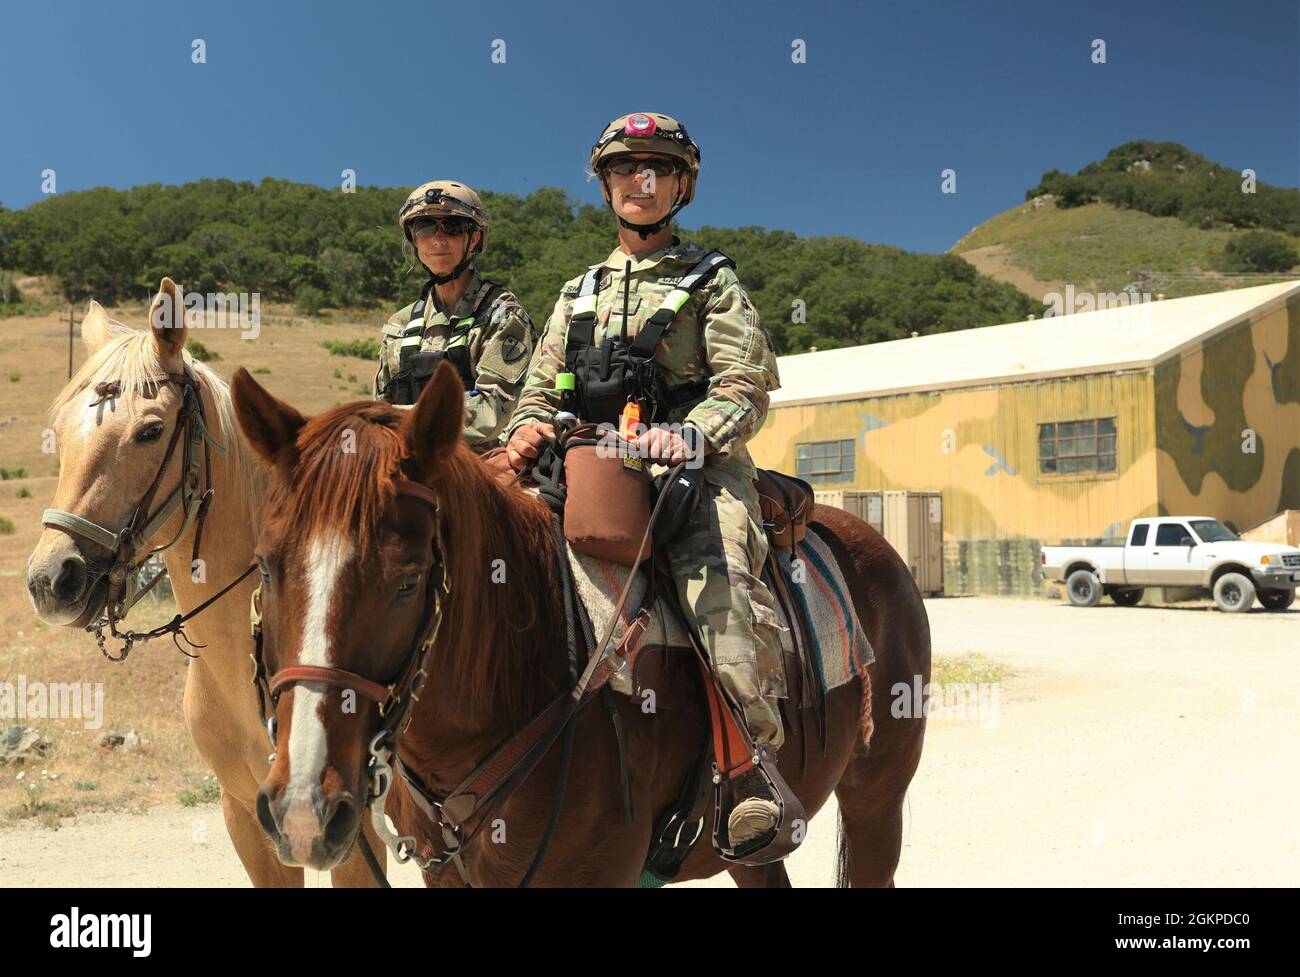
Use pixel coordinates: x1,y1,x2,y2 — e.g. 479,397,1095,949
27,570,49,602
322,795,358,852
52,556,87,603
256,786,282,838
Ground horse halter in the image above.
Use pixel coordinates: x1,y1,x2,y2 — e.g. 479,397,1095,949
41,367,226,660
248,477,450,754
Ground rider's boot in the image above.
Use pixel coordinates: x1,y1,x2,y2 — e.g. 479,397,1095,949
727,770,780,847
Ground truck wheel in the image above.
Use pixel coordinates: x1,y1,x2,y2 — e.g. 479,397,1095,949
1110,588,1143,607
1213,572,1256,613
1066,569,1102,607
1258,588,1295,611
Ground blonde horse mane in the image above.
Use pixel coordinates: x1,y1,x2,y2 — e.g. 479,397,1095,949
49,313,263,521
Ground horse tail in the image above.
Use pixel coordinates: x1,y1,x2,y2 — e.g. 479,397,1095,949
835,810,852,887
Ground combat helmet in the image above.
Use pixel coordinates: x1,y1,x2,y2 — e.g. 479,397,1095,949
398,180,489,284
590,112,701,238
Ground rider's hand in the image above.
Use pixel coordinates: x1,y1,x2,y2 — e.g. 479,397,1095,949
506,422,556,471
634,426,697,464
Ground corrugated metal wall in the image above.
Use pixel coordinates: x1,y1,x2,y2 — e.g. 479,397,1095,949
751,371,1159,593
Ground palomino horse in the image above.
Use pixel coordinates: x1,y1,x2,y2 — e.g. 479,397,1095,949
26,279,385,887
232,360,931,886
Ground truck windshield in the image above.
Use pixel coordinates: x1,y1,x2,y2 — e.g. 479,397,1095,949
1189,519,1238,542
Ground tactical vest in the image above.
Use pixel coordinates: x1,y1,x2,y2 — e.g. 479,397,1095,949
562,250,733,427
389,279,504,404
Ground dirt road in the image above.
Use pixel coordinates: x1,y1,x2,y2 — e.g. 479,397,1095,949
3,596,1296,887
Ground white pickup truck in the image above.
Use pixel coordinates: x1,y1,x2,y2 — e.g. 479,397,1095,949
1040,516,1300,612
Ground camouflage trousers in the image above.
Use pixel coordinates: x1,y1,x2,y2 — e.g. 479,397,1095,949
664,463,787,751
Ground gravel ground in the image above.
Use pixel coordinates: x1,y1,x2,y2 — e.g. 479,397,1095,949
2,596,1295,887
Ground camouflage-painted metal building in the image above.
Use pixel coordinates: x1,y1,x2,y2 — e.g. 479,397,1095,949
749,282,1300,595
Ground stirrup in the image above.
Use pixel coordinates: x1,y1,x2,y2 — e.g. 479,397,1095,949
712,747,806,865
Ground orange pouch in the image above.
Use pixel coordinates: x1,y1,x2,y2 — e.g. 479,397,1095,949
562,423,652,566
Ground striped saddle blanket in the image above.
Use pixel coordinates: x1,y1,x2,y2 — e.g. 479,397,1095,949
566,526,874,699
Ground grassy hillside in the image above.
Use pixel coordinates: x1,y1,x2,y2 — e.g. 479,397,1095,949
952,141,1300,302
952,197,1300,300
0,181,1035,354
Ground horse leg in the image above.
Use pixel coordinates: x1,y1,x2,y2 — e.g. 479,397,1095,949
220,789,304,887
329,818,387,888
831,738,914,888
728,864,792,888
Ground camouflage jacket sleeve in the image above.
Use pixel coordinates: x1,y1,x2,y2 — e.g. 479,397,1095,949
683,268,780,460
464,298,538,449
373,306,409,404
503,292,569,437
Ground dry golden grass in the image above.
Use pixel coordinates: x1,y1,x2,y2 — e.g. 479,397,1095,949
0,298,388,825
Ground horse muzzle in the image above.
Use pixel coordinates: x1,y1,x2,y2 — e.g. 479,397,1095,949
26,539,109,627
257,781,363,871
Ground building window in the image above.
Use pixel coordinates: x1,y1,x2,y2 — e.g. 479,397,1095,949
1038,417,1116,475
796,439,856,481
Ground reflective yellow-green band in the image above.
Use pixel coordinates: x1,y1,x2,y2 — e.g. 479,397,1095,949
661,288,691,314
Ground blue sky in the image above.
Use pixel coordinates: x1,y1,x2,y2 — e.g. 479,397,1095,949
2,0,1296,253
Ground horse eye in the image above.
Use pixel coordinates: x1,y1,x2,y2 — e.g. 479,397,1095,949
397,573,422,598
135,423,164,444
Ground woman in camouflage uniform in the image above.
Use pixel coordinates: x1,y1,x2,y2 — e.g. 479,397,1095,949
376,180,537,451
503,114,785,847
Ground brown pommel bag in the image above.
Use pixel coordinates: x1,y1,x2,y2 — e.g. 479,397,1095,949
755,470,815,549
561,423,652,566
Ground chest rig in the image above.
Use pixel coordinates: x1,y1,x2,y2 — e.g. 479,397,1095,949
390,279,504,403
562,250,733,427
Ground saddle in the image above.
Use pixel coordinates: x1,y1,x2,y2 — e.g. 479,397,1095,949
485,441,823,875
483,441,816,556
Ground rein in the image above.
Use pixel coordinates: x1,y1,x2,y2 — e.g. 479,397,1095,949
369,463,682,886
246,457,678,887
42,368,233,661
246,477,453,878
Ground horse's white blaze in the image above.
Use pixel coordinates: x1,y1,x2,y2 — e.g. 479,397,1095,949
287,530,353,798
79,394,103,436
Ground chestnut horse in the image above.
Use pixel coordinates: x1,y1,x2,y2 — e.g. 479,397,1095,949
27,280,385,887
232,361,930,886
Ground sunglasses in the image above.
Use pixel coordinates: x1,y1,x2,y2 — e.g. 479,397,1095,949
410,216,476,238
602,157,680,178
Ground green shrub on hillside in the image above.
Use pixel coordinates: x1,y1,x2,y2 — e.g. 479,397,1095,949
1219,230,1299,273
1027,141,1300,235
187,341,218,362
322,339,380,359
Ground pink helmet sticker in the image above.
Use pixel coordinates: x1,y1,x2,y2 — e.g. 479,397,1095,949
625,113,656,137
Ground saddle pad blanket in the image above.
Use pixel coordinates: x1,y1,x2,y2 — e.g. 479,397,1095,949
566,526,874,697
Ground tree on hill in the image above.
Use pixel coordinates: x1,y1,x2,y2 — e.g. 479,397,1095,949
1026,141,1300,235
0,178,1036,353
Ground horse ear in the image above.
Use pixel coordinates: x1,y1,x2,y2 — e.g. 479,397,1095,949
81,300,114,352
230,367,306,468
149,278,187,366
402,361,465,480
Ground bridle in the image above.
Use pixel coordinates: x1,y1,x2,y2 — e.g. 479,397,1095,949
246,462,674,888
41,367,229,661
247,477,453,872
